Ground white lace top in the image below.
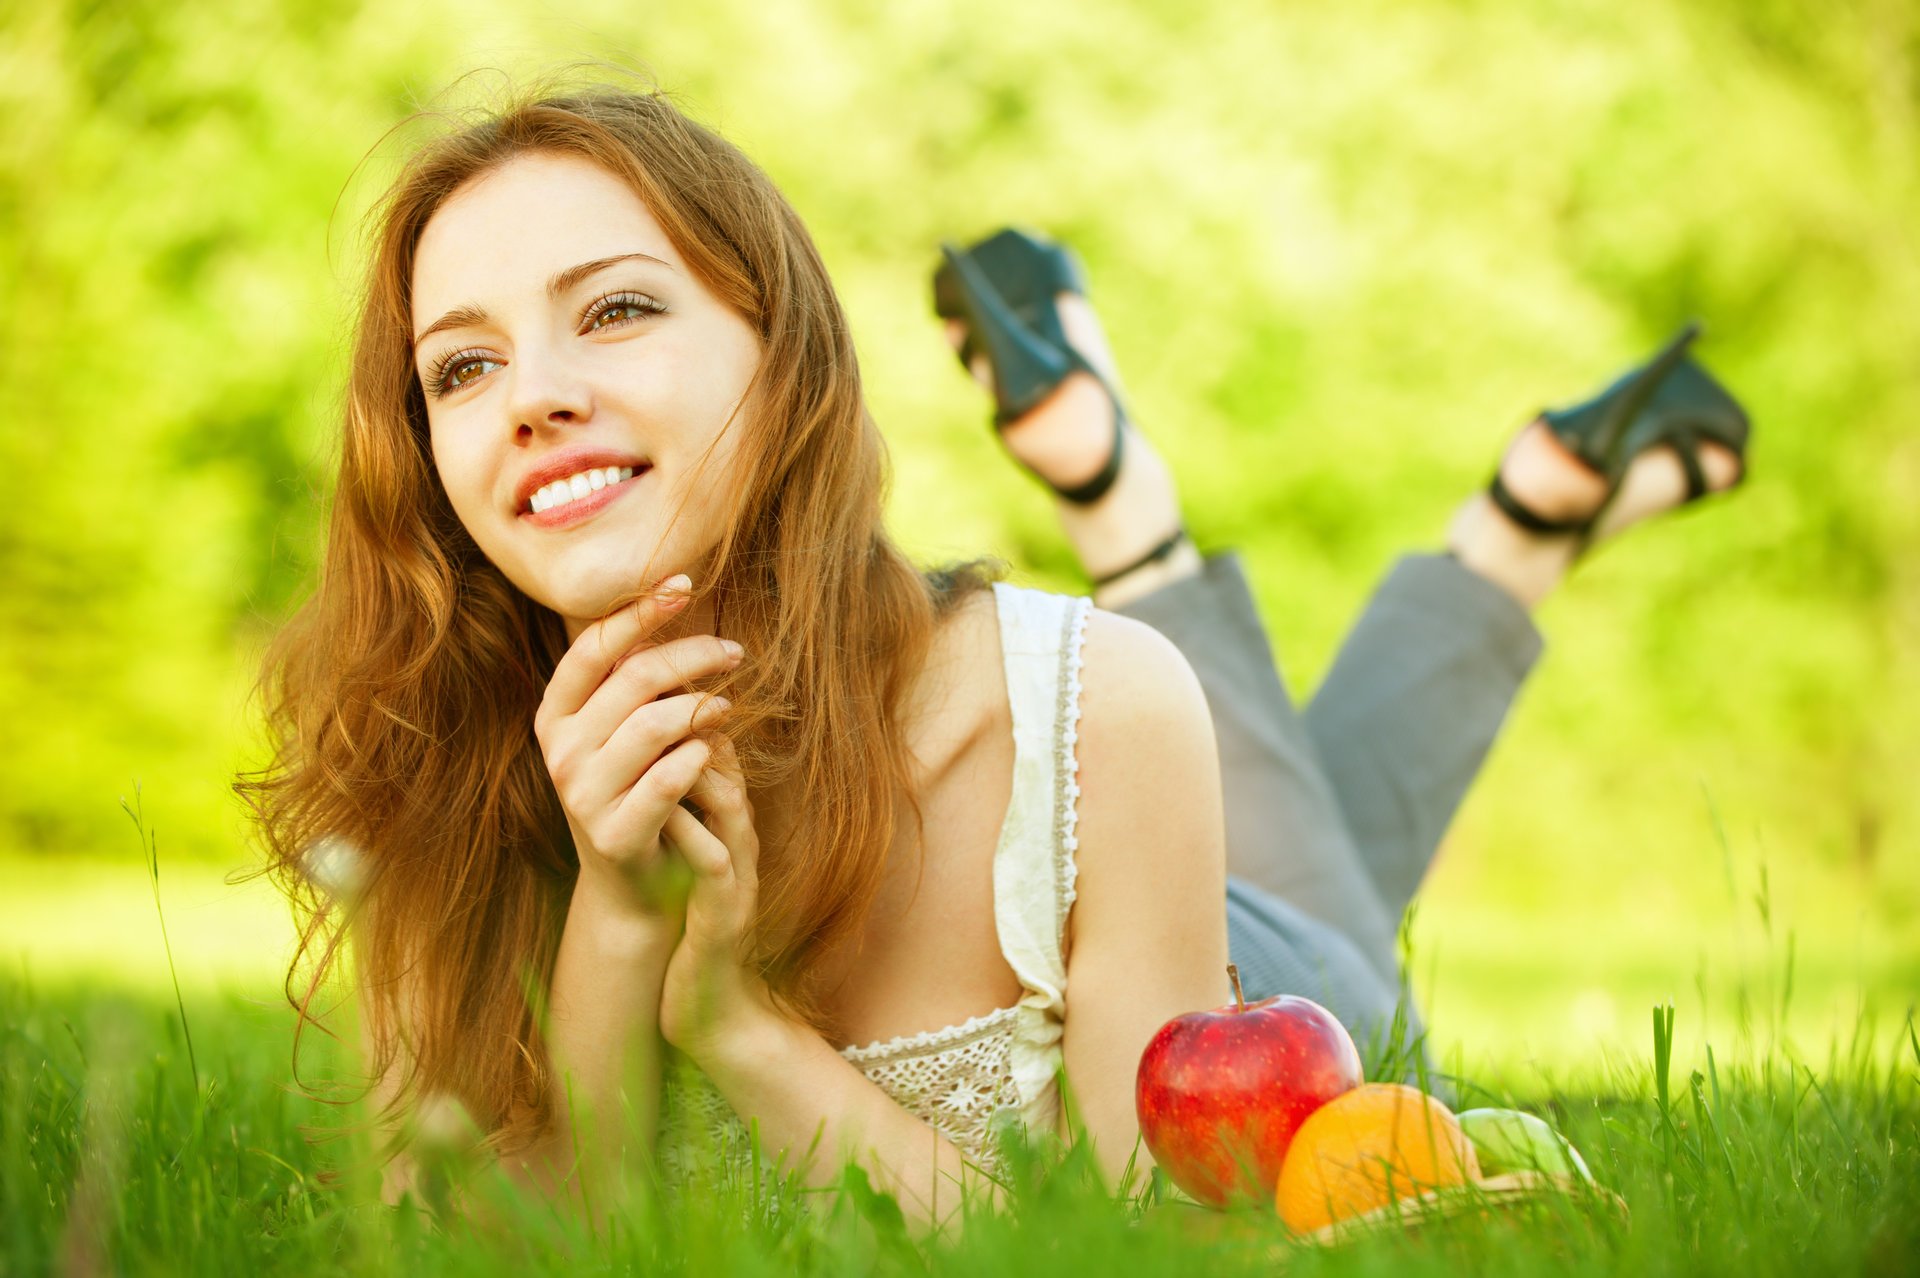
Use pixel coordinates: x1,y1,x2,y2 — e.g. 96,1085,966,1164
658,582,1092,1182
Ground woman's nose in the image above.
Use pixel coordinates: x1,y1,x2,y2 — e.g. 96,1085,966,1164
505,345,594,435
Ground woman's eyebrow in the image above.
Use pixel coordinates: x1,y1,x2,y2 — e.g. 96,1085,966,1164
411,251,677,352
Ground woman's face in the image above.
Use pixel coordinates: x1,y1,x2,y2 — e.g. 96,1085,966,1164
410,151,763,632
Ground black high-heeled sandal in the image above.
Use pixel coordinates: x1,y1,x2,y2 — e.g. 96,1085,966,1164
933,228,1130,506
934,229,1191,588
1488,321,1752,551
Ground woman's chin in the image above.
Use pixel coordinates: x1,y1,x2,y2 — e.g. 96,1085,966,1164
503,527,710,630
526,560,661,628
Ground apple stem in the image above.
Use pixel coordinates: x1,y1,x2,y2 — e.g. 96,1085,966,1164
1227,963,1246,1013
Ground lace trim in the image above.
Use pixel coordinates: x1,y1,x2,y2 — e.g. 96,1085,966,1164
838,1001,1021,1064
1053,595,1091,951
661,1018,1022,1179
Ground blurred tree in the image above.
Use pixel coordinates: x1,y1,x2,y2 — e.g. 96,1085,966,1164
0,1,1912,981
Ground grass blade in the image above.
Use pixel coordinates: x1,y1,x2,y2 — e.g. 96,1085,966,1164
119,784,199,1098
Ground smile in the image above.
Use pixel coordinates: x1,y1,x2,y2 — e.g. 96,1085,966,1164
521,465,650,528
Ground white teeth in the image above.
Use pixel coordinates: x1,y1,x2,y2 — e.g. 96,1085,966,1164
529,465,641,514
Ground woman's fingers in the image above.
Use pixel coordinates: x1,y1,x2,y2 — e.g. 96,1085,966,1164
570,633,743,752
682,734,756,883
609,733,715,851
536,574,692,733
579,690,734,810
662,802,731,883
663,777,755,951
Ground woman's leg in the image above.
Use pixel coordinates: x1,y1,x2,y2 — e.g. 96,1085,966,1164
1305,419,1747,918
1118,421,1741,933
1299,552,1543,923
950,267,1743,988
1112,552,1403,988
1225,878,1404,1043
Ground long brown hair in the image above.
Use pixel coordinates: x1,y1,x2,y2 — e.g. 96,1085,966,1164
235,83,999,1152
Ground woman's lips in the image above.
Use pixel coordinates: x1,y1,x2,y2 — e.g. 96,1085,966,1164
519,467,650,529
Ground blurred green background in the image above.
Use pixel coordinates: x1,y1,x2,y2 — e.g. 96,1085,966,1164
2,0,1914,1074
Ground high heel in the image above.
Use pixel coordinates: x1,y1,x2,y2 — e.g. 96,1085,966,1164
1488,322,1752,547
933,228,1128,506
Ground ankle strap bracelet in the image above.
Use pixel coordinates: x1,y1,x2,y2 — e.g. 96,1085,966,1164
1089,525,1190,589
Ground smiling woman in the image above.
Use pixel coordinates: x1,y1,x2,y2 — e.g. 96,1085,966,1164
233,73,1753,1243
232,86,1231,1236
410,154,765,626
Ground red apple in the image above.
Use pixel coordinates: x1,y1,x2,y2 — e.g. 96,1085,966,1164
1135,966,1363,1208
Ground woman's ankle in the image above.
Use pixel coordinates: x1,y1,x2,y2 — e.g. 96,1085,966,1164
1092,538,1204,610
1055,422,1188,582
1444,493,1578,612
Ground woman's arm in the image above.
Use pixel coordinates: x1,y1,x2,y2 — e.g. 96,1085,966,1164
1057,609,1231,1186
504,880,680,1211
695,1012,1004,1234
367,578,739,1218
362,883,679,1217
644,724,1012,1237
674,608,1229,1234
504,579,738,1213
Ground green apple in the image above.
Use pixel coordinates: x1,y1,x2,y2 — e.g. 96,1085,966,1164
1456,1108,1592,1182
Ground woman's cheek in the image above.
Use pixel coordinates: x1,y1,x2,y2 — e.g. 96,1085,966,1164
432,461,500,552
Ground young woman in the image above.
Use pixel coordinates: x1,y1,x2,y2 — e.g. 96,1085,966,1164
239,86,1747,1234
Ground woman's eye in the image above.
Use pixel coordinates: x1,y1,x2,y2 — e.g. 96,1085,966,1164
585,292,666,331
591,303,643,329
443,355,501,392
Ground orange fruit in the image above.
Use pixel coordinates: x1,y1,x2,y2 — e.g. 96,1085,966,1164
1274,1082,1480,1232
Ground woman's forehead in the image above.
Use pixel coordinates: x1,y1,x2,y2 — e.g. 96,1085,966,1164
411,152,681,321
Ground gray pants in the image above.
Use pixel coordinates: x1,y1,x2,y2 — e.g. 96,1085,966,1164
1113,551,1543,1058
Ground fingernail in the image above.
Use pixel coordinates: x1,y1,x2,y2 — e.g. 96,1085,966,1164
721,640,745,661
710,696,733,713
656,573,692,598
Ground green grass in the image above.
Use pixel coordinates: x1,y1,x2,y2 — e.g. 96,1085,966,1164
3,807,1913,1278
3,977,1915,1276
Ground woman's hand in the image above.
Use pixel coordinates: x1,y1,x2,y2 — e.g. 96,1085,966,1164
534,575,744,932
657,731,780,1064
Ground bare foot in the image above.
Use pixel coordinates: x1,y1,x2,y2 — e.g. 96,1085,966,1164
1449,418,1744,609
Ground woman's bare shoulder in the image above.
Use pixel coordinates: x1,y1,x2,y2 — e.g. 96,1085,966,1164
1078,606,1211,735
906,587,1213,769
1072,605,1221,866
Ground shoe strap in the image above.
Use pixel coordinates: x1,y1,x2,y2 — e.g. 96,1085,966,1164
1089,523,1188,589
1674,436,1710,503
1487,472,1592,537
1045,396,1126,506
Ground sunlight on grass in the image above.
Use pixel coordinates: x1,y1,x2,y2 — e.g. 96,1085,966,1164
0,854,290,995
4,844,1910,1080
3,975,1914,1275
